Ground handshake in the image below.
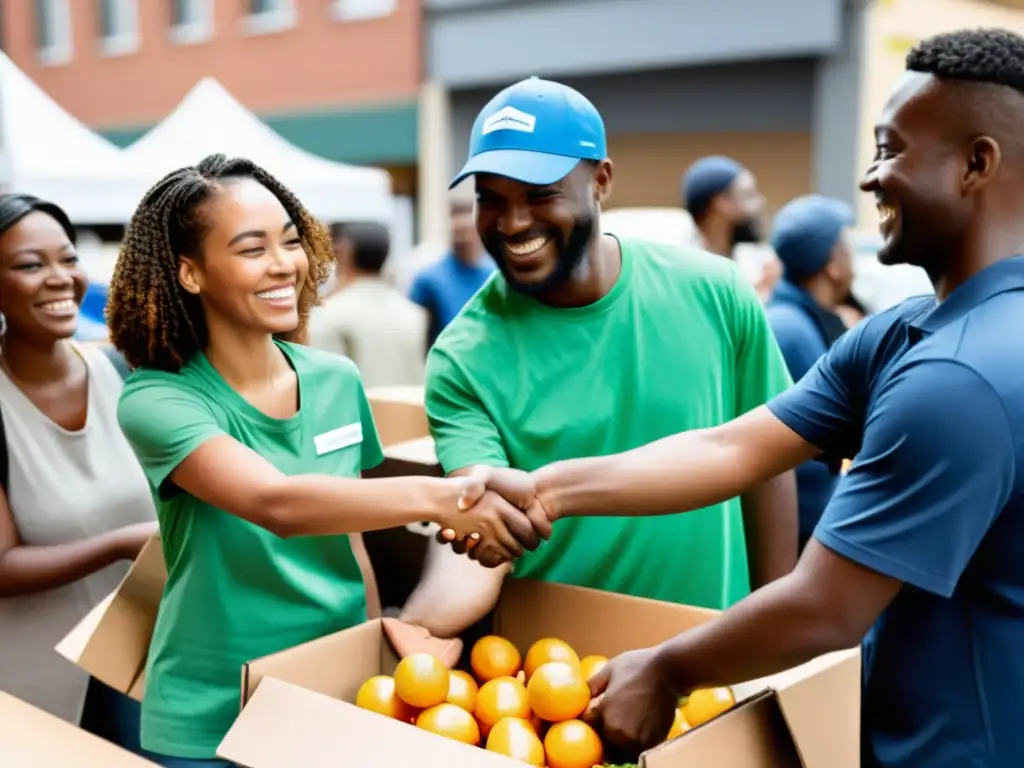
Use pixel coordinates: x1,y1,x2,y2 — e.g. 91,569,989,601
434,466,558,568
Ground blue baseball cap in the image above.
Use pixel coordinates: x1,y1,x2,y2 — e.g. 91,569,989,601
771,195,854,282
450,77,607,189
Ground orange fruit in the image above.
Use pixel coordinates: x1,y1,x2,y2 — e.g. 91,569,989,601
416,702,481,746
393,653,450,709
666,707,690,740
474,676,532,736
446,669,479,712
471,635,522,682
526,662,590,723
682,687,736,727
578,655,608,682
354,675,417,721
486,716,546,766
523,638,581,681
543,719,603,768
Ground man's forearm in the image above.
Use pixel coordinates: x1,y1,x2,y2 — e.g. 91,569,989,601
532,408,816,522
741,471,798,589
652,571,854,695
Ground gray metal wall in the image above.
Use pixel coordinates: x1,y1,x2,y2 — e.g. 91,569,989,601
427,0,844,87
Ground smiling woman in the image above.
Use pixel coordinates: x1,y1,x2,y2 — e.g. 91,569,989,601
104,155,544,767
0,193,157,750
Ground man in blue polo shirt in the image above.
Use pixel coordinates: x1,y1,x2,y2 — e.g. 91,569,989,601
766,195,856,550
468,28,1024,767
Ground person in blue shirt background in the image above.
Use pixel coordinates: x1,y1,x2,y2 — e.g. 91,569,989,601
466,27,1024,768
765,195,856,550
409,198,494,349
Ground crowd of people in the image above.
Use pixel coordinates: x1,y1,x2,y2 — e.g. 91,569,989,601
0,25,1020,768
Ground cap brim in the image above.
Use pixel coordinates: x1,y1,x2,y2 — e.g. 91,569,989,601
449,149,581,189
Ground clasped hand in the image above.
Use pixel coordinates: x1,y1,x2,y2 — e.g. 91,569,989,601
434,467,554,568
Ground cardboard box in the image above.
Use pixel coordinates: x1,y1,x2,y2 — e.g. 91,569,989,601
55,534,166,703
365,386,430,448
219,580,860,768
0,691,159,766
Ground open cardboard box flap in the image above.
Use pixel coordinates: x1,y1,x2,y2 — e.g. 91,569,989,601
227,580,860,768
54,533,166,702
0,691,159,766
220,677,524,768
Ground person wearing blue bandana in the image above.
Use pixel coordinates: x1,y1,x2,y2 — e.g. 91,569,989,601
765,195,856,550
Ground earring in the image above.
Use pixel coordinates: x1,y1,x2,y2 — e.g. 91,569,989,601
0,312,6,337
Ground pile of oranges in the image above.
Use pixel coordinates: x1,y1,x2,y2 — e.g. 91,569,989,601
355,635,738,768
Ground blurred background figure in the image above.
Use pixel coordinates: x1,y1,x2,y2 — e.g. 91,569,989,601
408,199,494,349
682,155,781,301
308,221,426,388
764,194,855,551
682,156,765,258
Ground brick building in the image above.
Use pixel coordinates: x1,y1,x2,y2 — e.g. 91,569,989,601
0,0,422,197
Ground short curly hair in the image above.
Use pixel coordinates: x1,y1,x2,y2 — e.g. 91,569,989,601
906,28,1024,91
107,154,333,372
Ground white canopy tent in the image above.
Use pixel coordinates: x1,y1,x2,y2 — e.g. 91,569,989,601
122,78,395,223
0,53,147,223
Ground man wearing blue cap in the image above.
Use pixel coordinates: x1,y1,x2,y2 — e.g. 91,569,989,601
400,76,797,636
765,195,856,551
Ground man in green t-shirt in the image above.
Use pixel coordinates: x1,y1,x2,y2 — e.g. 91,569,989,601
401,77,797,638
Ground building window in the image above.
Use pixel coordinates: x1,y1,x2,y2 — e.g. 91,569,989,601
244,0,296,35
97,0,139,57
35,0,73,66
170,0,213,45
331,0,397,22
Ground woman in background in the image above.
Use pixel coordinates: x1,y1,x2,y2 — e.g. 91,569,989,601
0,193,157,746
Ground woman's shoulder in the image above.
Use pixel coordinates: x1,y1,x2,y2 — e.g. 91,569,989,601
119,361,210,410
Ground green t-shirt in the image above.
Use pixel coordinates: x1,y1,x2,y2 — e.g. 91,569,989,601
117,340,384,759
426,237,792,610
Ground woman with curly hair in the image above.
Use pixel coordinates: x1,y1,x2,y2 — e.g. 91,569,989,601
108,154,539,767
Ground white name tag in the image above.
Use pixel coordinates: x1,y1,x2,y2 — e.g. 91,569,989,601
314,422,363,456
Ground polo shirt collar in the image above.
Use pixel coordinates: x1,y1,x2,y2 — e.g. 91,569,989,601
910,254,1024,334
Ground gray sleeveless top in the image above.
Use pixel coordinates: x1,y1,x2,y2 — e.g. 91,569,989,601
0,343,156,723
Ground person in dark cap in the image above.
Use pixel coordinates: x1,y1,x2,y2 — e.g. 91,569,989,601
764,194,856,550
682,156,780,301
682,155,765,257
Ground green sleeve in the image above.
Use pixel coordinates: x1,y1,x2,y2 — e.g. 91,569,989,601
730,267,794,416
424,347,509,474
356,380,385,471
117,373,226,494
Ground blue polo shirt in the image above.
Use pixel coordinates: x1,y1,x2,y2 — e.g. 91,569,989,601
767,255,1024,768
766,280,847,547
409,252,495,347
